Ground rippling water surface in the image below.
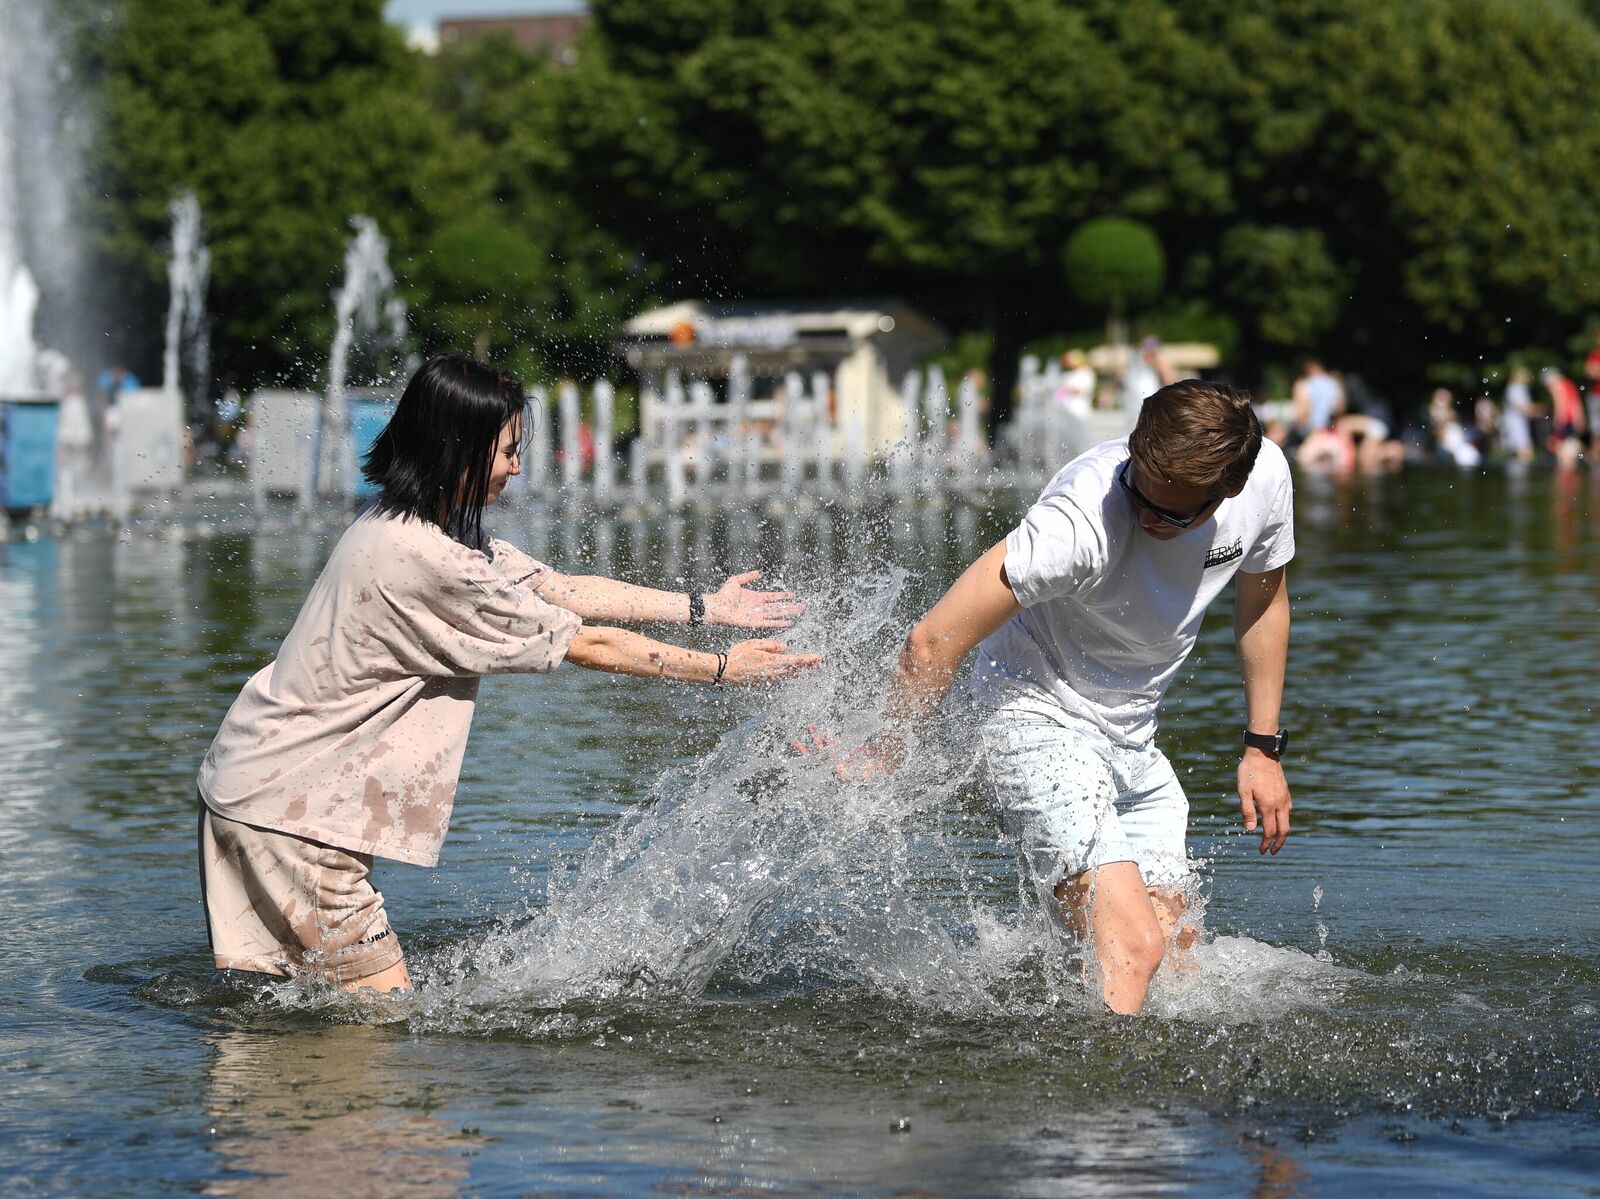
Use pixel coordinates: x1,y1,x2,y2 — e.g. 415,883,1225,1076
1,466,1597,1197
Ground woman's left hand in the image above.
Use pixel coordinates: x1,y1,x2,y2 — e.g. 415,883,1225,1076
706,571,805,629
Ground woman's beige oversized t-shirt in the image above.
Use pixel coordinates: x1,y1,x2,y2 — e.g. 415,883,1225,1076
197,511,582,865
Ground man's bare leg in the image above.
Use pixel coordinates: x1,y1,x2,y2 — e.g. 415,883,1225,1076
342,954,412,994
1056,861,1166,1015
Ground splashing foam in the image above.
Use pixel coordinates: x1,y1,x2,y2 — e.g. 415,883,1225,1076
404,565,1354,1032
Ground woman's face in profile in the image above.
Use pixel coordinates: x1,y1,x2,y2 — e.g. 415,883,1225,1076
486,416,523,504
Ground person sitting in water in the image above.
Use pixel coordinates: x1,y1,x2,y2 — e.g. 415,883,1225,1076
196,354,822,995
1295,423,1356,474
815,380,1295,1016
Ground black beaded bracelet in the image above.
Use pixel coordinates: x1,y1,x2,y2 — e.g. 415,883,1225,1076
713,651,728,685
688,592,706,626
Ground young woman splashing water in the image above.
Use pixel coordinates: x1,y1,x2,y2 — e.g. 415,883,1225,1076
195,354,821,994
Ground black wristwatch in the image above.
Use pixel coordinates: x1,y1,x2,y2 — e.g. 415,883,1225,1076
1243,728,1289,757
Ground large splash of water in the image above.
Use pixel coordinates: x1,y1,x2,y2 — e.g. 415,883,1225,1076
405,563,1353,1034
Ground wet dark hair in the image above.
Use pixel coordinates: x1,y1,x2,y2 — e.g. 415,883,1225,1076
362,354,527,549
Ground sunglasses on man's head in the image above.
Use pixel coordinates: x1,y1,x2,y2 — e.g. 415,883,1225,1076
1117,461,1215,529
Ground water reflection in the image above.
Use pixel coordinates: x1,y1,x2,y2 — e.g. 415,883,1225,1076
1241,1135,1310,1199
203,1027,466,1198
195,1021,1295,1199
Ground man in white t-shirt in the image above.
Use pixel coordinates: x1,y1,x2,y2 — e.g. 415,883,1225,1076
836,379,1294,1015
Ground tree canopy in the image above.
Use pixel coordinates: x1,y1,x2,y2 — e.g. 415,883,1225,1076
74,0,1600,419
1064,218,1166,320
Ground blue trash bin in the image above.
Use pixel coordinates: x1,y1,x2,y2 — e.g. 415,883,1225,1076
0,398,60,512
347,392,398,499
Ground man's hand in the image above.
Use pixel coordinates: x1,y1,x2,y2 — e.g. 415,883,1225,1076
706,571,805,629
1237,748,1292,854
836,736,907,781
788,727,905,781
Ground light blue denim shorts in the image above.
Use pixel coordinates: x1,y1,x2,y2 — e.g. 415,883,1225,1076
979,702,1191,900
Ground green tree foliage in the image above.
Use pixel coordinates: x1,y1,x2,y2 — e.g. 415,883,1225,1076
533,0,1600,417
1217,226,1346,354
79,0,1600,415
83,0,488,388
422,36,650,381
83,1,641,390
1063,218,1166,323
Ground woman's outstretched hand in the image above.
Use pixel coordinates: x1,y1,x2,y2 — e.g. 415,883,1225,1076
707,572,806,629
721,639,822,685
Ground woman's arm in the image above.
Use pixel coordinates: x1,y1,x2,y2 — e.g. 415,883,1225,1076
565,626,821,686
534,570,803,629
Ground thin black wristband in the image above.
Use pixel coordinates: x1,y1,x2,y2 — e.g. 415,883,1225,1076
688,592,706,626
712,651,728,685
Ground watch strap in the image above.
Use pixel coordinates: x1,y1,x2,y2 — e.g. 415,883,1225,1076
1243,728,1288,756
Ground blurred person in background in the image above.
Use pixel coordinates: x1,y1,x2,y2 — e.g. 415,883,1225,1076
1542,367,1586,466
1430,387,1481,467
1336,372,1404,472
1290,361,1344,441
1500,368,1537,463
1583,329,1600,438
1470,394,1500,457
1055,349,1096,416
1123,337,1175,411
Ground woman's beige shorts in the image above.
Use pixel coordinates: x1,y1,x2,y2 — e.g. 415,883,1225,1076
197,799,404,984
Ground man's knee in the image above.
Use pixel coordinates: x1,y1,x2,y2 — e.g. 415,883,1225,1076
1056,864,1167,973
1123,922,1167,981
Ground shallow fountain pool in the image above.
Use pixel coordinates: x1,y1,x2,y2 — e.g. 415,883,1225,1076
1,466,1596,1197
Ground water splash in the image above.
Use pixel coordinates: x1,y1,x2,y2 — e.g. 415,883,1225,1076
415,566,1349,1032
424,569,940,1007
1312,883,1331,961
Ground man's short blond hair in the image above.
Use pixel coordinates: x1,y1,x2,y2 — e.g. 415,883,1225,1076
1128,379,1262,493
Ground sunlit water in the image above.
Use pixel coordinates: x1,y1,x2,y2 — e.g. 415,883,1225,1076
2,467,1597,1196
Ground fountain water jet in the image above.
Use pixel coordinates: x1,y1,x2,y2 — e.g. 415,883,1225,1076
558,381,581,494
162,193,210,411
0,16,38,395
304,217,406,512
591,380,615,503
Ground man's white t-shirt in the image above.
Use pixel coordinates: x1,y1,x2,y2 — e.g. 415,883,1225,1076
973,437,1295,746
